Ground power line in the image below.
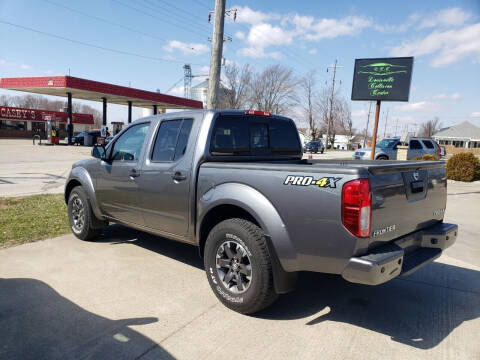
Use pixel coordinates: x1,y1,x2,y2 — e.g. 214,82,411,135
140,0,217,37
0,20,203,65
182,0,320,72
111,0,209,42
150,0,235,38
41,0,170,43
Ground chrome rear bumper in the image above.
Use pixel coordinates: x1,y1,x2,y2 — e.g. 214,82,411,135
342,222,458,285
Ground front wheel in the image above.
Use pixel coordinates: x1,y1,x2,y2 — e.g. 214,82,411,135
376,155,388,160
68,186,105,241
204,218,278,314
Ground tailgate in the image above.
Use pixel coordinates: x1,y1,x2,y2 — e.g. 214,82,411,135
368,161,447,248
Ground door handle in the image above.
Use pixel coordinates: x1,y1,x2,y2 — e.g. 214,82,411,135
172,171,187,181
129,169,140,179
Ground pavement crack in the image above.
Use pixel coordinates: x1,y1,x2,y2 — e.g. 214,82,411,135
135,303,218,359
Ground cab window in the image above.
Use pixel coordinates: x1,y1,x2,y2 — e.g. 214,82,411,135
210,115,300,155
111,123,150,161
151,119,194,162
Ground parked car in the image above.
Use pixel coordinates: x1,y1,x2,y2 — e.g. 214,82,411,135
353,137,442,160
304,140,325,154
71,131,101,146
65,110,457,314
71,131,88,145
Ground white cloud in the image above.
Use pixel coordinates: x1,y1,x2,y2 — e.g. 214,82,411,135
394,101,434,112
234,10,371,59
471,112,480,118
418,8,472,29
233,6,279,25
291,15,371,40
168,85,184,96
163,40,209,55
238,47,282,59
238,23,293,59
390,23,480,67
352,109,368,117
375,13,419,33
308,48,317,54
432,92,461,100
234,31,245,40
0,58,33,71
199,65,210,73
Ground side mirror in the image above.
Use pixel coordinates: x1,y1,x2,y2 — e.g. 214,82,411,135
92,144,108,161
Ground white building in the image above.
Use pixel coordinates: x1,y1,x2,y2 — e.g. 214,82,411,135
432,121,480,148
321,134,355,150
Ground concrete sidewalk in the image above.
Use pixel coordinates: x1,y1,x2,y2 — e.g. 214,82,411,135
1,229,479,359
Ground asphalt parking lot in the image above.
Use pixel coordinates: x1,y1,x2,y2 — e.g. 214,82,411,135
0,139,353,197
0,139,91,197
0,139,479,359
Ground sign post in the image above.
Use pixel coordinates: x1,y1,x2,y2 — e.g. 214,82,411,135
351,57,413,160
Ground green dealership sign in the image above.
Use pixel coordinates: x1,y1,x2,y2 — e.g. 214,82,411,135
351,57,414,101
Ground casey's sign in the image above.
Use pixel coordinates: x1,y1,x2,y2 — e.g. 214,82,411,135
0,106,94,124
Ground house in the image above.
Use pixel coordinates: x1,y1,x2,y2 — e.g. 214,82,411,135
432,121,480,148
321,134,355,150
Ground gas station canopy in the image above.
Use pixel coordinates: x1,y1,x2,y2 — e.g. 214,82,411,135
0,76,203,109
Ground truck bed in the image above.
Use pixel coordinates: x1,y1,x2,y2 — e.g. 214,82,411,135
198,159,447,274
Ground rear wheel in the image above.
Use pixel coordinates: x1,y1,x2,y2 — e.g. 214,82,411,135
376,155,388,160
68,186,105,241
204,218,277,314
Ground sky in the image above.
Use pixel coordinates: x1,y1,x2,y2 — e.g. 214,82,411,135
1,0,479,134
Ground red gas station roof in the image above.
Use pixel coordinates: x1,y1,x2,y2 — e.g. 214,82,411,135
0,76,203,109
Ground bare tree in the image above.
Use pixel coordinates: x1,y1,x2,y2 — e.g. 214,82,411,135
0,95,12,106
299,70,321,140
248,64,298,114
336,98,355,150
220,63,252,109
419,117,442,138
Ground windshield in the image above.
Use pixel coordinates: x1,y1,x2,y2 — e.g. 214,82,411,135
306,141,321,146
376,139,398,148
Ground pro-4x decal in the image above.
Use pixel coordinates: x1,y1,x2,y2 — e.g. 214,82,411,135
283,175,342,188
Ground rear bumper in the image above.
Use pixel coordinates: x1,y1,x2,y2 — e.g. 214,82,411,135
341,222,458,285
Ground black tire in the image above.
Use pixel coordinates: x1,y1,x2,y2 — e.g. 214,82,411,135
376,155,388,160
67,186,105,241
204,218,278,314
321,149,324,154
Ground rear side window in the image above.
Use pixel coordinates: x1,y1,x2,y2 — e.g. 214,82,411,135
174,119,193,160
151,119,193,161
421,140,434,149
270,120,301,153
211,115,300,155
211,116,250,154
410,140,423,149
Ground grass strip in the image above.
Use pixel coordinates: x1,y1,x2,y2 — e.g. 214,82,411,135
0,194,69,249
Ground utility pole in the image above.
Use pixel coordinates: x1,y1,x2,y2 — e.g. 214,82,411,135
383,108,389,138
325,60,343,151
207,0,226,109
363,101,372,148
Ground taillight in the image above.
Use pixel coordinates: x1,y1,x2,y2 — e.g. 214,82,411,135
245,110,271,116
342,179,371,238
434,141,441,156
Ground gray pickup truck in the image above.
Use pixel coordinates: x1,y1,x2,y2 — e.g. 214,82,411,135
65,110,458,314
